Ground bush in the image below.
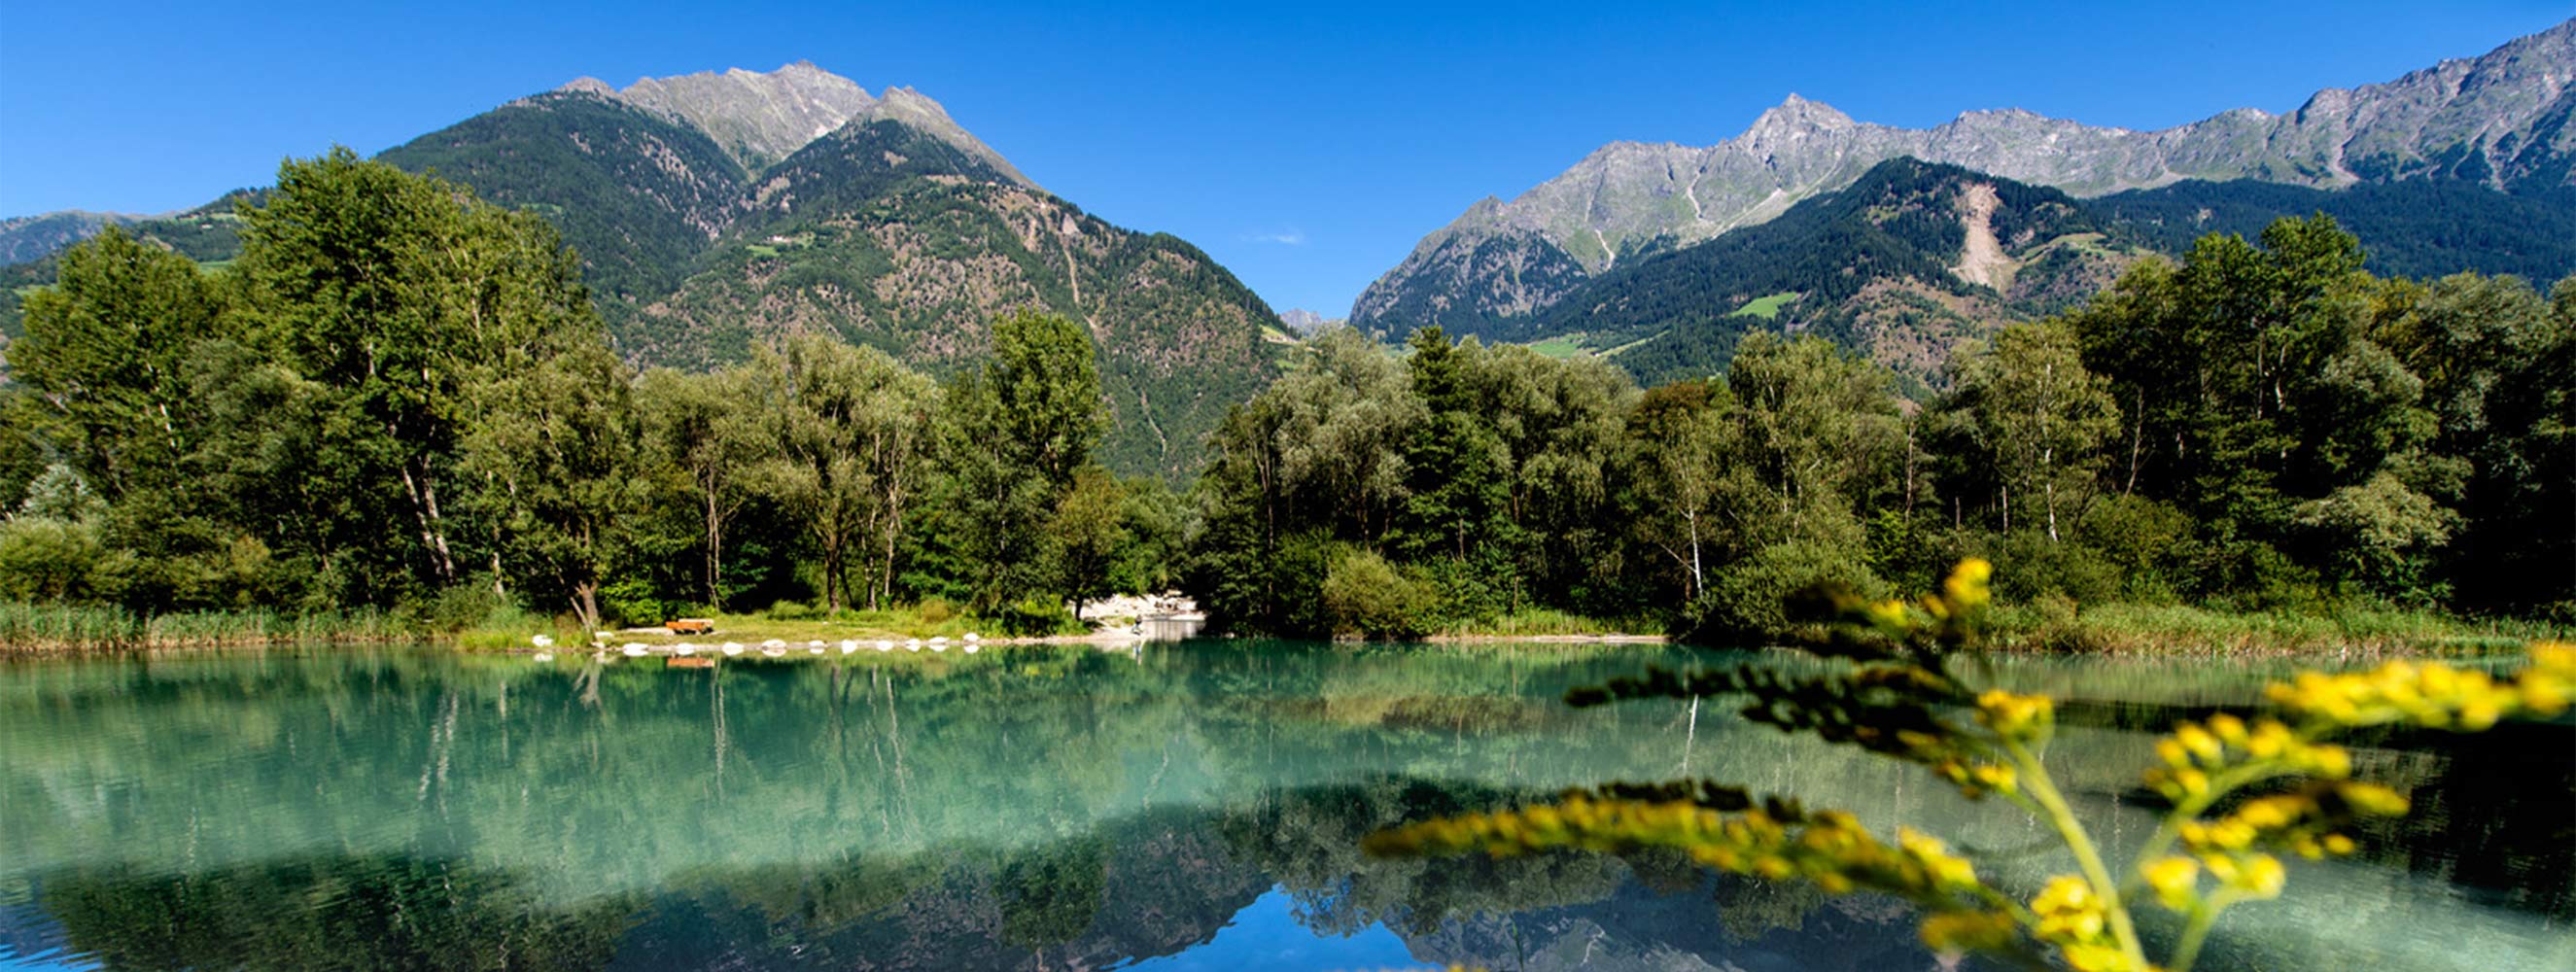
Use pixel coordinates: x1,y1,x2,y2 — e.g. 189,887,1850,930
0,517,102,602
987,597,1080,637
917,597,958,624
1991,530,2121,605
407,580,518,634
1319,548,1437,639
1684,540,1884,644
599,576,665,627
763,599,823,621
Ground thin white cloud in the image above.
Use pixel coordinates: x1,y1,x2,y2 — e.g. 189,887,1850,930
1242,229,1306,246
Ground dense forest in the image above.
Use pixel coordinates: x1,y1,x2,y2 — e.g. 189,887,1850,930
1,152,2569,641
1192,217,2574,637
0,152,1174,635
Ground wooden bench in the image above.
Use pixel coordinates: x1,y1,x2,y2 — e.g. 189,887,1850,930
665,618,716,635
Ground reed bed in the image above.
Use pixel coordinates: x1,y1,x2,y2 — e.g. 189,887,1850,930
0,603,405,654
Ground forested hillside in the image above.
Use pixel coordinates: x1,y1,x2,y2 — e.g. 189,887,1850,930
1541,158,2138,389
374,90,752,321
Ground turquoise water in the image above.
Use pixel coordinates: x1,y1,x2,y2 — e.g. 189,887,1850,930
0,642,2566,970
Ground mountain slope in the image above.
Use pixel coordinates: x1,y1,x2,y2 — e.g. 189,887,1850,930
1542,158,2137,389
375,90,752,321
636,118,1278,475
1354,17,2576,337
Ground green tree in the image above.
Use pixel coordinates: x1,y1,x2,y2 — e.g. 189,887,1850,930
1050,466,1128,620
750,334,939,613
939,309,1105,610
1940,321,2119,542
232,147,605,603
637,365,769,608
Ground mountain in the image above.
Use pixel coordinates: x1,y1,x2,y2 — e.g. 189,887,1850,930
1544,157,2141,390
6,63,1277,479
1276,308,1341,335
1353,18,2576,338
559,61,1032,186
0,212,145,264
629,115,1279,475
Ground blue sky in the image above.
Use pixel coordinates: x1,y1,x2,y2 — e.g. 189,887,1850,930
1,1,2568,316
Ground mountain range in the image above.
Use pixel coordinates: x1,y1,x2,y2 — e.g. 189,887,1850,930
8,19,2575,461
1351,18,2576,343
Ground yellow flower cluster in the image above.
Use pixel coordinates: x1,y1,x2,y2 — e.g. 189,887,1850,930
2265,647,2572,730
1933,757,2020,799
1363,796,1994,910
2176,781,2402,861
2030,876,2140,971
1976,688,2054,740
2142,713,2350,801
1938,558,1994,615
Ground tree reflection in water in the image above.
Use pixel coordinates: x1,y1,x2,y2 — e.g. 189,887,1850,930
0,643,2565,970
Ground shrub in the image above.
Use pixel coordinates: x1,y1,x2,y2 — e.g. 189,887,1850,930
599,576,665,627
0,517,103,602
1319,548,1436,639
763,599,823,621
1685,540,1883,643
987,597,1080,637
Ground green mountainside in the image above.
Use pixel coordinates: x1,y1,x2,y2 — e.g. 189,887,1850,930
1354,17,2576,338
374,90,752,321
1523,156,2576,392
636,118,1279,475
2088,179,2576,283
1541,158,2137,390
4,65,1280,479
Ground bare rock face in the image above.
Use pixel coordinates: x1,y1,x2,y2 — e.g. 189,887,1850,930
1351,17,2576,337
567,62,1033,187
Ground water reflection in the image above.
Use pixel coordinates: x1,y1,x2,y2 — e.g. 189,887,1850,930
0,643,2566,970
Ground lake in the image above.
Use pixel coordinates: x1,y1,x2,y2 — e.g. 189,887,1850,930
0,642,2566,971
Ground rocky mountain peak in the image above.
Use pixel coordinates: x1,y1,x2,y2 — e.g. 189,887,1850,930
589,62,876,170
1744,93,1859,143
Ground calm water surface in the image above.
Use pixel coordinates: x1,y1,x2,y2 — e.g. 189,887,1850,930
0,642,2566,971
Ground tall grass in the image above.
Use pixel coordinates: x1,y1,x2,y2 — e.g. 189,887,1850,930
1431,608,1665,640
1985,601,2565,655
0,603,404,654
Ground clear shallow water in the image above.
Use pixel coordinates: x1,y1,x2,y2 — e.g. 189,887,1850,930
0,642,2566,971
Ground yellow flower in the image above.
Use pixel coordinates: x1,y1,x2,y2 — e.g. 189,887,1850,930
1977,689,2054,738
2142,855,2200,911
2226,853,2287,899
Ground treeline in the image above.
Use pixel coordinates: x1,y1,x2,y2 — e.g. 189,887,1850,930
1190,216,2573,638
3,153,2567,642
0,151,1176,634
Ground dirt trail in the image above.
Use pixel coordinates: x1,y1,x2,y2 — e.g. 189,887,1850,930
1949,182,2010,292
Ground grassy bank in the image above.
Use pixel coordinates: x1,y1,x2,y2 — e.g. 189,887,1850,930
1426,608,1666,641
1983,601,2565,654
0,603,406,654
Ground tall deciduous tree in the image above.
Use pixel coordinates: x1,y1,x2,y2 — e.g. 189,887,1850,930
940,309,1104,610
638,366,767,608
752,335,938,613
1941,321,2119,542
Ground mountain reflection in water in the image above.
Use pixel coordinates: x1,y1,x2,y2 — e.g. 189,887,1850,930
0,642,2566,971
